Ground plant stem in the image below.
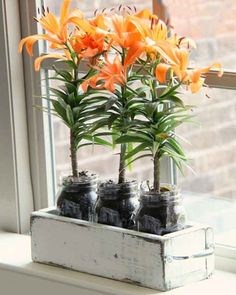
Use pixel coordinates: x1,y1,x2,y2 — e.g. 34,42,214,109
117,48,127,184
70,65,78,179
118,143,126,184
70,129,78,178
153,153,160,193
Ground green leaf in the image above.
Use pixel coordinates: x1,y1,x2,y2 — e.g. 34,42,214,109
144,102,158,117
58,60,77,70
50,88,68,102
90,118,110,132
125,142,150,160
126,153,152,167
116,133,152,144
126,142,133,171
56,97,68,110
66,105,74,126
105,96,118,111
126,98,146,108
53,65,73,81
166,137,187,157
152,141,160,156
68,92,76,106
161,146,187,161
81,67,98,81
108,113,119,129
94,131,114,137
111,127,119,149
65,82,77,94
160,95,185,107
83,135,112,147
159,80,182,98
52,100,67,120
171,157,184,174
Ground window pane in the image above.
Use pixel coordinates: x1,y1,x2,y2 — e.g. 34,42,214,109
163,0,236,70
178,87,236,247
45,0,152,18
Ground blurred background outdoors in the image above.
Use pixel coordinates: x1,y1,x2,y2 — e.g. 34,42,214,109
45,0,236,245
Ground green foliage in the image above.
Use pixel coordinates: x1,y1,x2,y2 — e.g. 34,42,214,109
44,66,111,151
114,70,194,188
46,60,194,187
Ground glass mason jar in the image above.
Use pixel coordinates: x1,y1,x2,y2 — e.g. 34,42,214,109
95,180,139,229
135,185,186,235
57,172,98,221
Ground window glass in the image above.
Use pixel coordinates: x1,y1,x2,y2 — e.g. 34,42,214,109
163,0,236,70
159,0,236,247
178,87,236,247
45,0,152,17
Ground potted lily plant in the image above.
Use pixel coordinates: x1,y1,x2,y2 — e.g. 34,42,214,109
114,11,223,234
82,7,147,229
19,0,111,220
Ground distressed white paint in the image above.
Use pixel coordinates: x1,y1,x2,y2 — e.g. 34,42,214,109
31,208,214,291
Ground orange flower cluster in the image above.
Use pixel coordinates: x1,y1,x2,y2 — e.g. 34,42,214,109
19,0,222,93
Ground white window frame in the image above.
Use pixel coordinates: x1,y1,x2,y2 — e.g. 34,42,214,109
0,0,35,234
19,0,56,210
0,0,236,271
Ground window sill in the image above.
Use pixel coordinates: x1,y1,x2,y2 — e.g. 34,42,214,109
0,231,236,295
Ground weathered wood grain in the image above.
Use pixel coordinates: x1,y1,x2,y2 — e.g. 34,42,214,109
31,208,214,291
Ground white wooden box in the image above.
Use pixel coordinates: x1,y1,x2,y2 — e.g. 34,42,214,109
31,208,215,291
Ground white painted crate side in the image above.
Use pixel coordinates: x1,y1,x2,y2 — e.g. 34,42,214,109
31,209,214,291
164,226,214,290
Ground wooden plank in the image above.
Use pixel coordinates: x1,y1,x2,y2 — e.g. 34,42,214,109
31,209,214,291
164,227,214,290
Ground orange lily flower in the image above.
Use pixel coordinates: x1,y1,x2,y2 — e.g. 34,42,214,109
132,10,168,43
19,0,84,56
87,12,146,67
186,64,223,93
155,46,223,93
155,47,190,83
89,14,108,32
89,12,142,49
70,32,106,59
108,14,142,49
128,10,176,62
82,54,126,93
131,10,168,40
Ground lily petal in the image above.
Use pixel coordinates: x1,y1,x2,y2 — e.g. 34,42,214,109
134,9,156,19
34,54,67,71
38,12,60,36
60,0,71,26
124,41,145,68
155,63,171,83
18,34,48,56
69,17,95,34
190,79,204,93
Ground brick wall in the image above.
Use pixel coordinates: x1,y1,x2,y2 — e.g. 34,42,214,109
163,0,236,198
52,0,236,199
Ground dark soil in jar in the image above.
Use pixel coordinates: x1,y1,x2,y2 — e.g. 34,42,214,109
135,185,186,235
95,180,139,229
57,171,98,221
